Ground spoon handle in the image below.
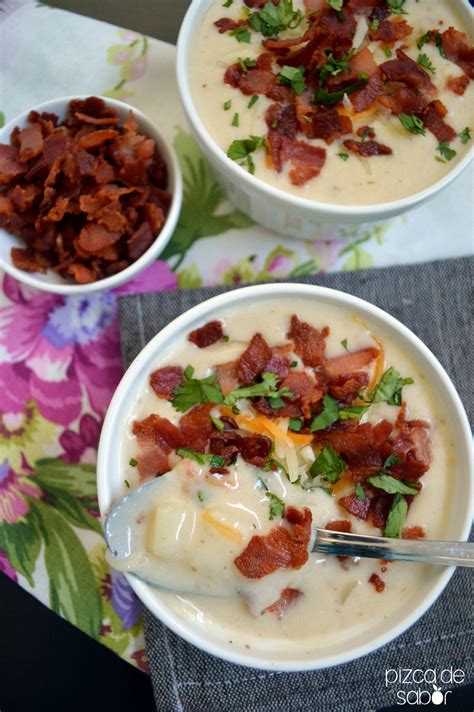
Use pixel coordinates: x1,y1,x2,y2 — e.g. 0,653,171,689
314,529,474,567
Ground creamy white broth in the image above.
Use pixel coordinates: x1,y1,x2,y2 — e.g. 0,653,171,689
117,298,455,653
189,0,473,205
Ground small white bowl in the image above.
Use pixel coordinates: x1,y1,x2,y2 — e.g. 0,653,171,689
176,0,473,239
0,96,182,294
97,283,472,671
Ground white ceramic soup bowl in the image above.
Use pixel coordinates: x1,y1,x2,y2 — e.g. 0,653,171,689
0,96,182,295
176,0,473,239
97,283,472,671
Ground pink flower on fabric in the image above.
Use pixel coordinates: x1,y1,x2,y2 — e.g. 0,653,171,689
59,414,101,464
0,549,18,582
0,458,40,525
0,275,123,426
114,260,178,296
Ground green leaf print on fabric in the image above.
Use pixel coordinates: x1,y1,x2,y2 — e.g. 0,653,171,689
339,225,385,271
0,402,58,471
0,112,5,129
0,508,43,587
33,500,103,640
105,32,149,100
90,543,143,659
162,129,254,269
34,458,97,501
37,484,103,536
177,264,203,289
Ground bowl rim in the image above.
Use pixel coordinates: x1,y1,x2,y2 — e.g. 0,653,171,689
176,0,474,219
97,282,473,672
0,95,183,295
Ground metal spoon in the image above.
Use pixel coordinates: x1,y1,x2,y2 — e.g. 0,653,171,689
104,476,474,595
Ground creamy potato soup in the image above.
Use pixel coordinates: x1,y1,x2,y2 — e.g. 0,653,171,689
190,0,473,204
113,299,456,654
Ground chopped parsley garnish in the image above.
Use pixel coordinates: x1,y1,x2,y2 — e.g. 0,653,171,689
310,394,339,431
238,57,257,71
232,405,240,415
232,112,240,127
268,395,285,409
210,414,225,432
171,365,224,412
368,473,418,495
266,491,285,520
337,152,349,161
459,127,471,144
278,65,306,95
290,360,298,368
248,94,259,108
222,334,230,342
311,396,368,429
370,367,414,406
327,0,343,11
197,490,205,502
314,484,333,496
386,0,407,15
341,338,349,350
224,371,294,406
230,26,251,43
289,417,303,432
249,0,303,38
129,458,137,467
310,445,347,483
417,53,435,74
383,453,403,469
384,493,408,538
355,483,365,500
318,50,354,84
223,100,232,111
223,0,233,6
124,479,130,488
436,141,456,162
176,448,226,468
417,30,447,59
338,405,369,421
382,45,393,58
313,73,368,106
227,135,266,174
398,113,425,135
369,17,379,30
256,476,268,490
263,458,287,475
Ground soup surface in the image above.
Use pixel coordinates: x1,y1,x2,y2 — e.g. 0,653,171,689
115,298,456,655
190,0,473,204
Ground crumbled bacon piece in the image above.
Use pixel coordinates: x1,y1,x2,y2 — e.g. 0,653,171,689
402,526,425,540
215,17,249,33
288,315,329,367
208,430,242,465
380,49,436,93
441,27,474,79
369,19,412,43
239,434,272,466
306,109,353,143
328,372,369,404
132,414,183,479
0,97,171,283
325,520,352,533
188,320,224,348
150,366,184,400
264,587,303,618
370,494,393,528
343,139,393,157
325,348,379,378
339,491,372,520
234,507,312,579
378,87,428,116
446,74,470,96
280,370,323,418
423,100,457,143
356,125,376,139
237,333,273,385
368,572,385,592
179,404,214,453
215,361,240,396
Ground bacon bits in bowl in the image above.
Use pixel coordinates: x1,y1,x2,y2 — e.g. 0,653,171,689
0,96,182,294
97,283,472,671
177,0,473,238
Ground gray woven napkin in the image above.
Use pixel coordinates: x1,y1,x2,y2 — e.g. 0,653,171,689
118,256,473,712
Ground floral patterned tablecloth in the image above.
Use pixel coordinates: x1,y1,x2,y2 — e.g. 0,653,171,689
0,0,472,672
